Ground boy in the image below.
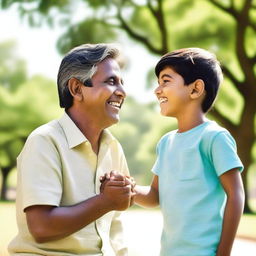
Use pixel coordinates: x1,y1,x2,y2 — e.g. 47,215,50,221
102,48,245,256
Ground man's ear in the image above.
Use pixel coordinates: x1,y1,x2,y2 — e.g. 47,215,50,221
68,78,83,102
190,79,205,100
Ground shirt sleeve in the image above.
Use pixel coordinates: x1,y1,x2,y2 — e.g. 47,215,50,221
151,139,161,175
17,133,63,211
210,131,243,176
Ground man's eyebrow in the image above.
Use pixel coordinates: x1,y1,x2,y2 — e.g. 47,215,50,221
106,75,124,84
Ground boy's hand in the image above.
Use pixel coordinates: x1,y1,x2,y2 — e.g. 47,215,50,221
100,171,136,206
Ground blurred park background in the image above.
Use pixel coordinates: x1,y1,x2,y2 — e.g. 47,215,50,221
0,0,256,255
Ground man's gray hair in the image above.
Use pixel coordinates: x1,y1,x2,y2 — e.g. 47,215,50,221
57,43,122,109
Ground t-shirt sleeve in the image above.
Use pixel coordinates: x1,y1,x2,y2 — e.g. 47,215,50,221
210,131,243,176
151,140,161,176
17,133,63,211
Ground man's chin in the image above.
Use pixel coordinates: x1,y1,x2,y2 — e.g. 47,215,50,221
105,115,120,127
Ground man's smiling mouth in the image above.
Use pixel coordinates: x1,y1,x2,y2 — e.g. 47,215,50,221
108,101,122,109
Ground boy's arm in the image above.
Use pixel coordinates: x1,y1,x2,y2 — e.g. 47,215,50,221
134,175,159,208
216,168,245,256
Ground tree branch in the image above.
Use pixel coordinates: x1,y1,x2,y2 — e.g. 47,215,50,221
221,64,245,95
146,0,157,16
116,7,163,55
146,0,168,53
234,0,256,89
237,0,256,32
210,107,238,132
207,0,238,18
230,0,235,9
248,20,256,31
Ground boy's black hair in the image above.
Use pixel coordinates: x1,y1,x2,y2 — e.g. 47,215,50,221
155,48,223,113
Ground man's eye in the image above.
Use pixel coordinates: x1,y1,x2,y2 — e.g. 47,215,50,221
163,80,170,83
107,78,115,85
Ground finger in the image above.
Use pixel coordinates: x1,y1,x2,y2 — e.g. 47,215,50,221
110,174,125,181
100,173,110,182
106,180,126,187
100,176,106,182
110,170,118,176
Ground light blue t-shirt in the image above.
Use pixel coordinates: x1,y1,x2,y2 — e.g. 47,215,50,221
152,120,243,256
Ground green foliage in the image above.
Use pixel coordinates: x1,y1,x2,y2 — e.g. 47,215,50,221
170,0,235,53
0,41,27,91
128,6,162,49
0,41,61,199
57,18,118,54
0,75,61,168
214,80,244,125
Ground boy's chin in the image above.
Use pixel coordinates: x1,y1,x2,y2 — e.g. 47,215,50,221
160,110,173,117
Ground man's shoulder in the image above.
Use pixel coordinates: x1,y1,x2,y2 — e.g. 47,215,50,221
27,119,63,142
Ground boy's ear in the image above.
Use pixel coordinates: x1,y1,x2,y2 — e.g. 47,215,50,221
68,78,83,102
190,79,205,100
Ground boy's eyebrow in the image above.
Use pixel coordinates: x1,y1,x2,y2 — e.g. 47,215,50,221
160,74,173,80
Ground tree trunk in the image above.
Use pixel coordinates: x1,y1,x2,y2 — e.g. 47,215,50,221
0,166,11,201
233,101,256,213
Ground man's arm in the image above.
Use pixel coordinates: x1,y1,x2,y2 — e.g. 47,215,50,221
25,181,132,243
134,175,159,208
216,168,245,256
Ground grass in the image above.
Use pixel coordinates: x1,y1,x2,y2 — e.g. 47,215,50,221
0,202,255,256
0,202,16,256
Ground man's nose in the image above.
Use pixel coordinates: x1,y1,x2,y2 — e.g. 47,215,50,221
115,84,126,98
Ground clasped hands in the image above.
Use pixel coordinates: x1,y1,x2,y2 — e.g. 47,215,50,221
99,171,136,211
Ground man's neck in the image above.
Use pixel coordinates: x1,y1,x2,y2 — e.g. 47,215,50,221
66,109,104,154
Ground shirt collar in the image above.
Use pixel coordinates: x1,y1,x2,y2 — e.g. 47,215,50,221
58,112,116,149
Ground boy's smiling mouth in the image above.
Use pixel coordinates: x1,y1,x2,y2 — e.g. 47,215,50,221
159,97,168,104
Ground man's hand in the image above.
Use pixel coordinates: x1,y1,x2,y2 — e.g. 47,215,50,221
100,171,136,207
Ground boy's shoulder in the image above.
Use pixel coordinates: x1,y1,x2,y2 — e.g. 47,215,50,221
202,120,229,139
158,129,177,143
200,120,236,154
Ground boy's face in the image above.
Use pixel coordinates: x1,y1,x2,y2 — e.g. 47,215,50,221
155,66,191,117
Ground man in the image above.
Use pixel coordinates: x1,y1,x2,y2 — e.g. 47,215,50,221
8,43,133,256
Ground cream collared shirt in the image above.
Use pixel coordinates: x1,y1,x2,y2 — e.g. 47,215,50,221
8,112,129,256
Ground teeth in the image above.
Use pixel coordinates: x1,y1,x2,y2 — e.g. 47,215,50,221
159,97,167,103
109,101,121,108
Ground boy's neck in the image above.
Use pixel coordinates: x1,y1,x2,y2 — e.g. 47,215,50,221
176,111,206,133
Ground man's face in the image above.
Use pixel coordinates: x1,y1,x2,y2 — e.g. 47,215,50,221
154,67,191,117
81,58,126,128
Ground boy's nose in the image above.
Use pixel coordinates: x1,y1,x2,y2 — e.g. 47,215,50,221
154,85,162,95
